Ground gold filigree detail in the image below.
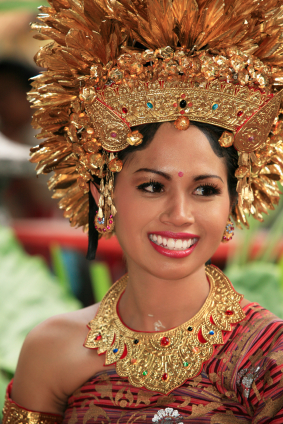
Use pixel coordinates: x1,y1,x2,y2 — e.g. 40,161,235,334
84,265,245,394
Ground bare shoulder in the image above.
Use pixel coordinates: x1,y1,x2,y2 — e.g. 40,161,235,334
12,303,104,415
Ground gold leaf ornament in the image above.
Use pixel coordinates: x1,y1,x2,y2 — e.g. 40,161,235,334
126,130,143,146
174,116,190,131
219,131,234,148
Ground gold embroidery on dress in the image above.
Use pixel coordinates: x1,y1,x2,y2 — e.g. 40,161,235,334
135,390,153,407
210,410,251,424
254,396,283,423
83,403,109,423
191,401,222,417
67,408,77,424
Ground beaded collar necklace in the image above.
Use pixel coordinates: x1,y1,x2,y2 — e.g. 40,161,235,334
84,265,245,394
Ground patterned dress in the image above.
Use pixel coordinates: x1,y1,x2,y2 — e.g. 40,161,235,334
63,303,283,423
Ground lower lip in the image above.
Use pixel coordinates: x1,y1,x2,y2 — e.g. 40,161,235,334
149,239,198,258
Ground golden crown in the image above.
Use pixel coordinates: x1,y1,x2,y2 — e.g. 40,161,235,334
29,0,283,232
85,79,282,153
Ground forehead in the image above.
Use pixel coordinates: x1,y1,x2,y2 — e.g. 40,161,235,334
126,123,227,177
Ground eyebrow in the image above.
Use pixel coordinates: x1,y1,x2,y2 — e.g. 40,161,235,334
194,174,224,183
134,168,224,183
134,168,171,180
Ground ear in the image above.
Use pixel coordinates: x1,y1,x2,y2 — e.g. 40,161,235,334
90,181,100,206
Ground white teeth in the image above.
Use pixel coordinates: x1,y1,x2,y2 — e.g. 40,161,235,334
157,235,163,245
167,238,175,249
182,239,188,249
149,235,198,251
175,239,182,249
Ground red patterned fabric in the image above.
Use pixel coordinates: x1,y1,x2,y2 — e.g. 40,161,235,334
63,304,283,423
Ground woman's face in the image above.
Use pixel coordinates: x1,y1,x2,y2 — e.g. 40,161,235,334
114,123,231,280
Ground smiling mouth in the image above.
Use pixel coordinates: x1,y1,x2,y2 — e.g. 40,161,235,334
149,234,198,251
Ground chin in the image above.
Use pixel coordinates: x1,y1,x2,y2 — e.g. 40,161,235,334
139,259,205,281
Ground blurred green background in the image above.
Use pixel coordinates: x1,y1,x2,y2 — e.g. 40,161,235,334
0,1,48,11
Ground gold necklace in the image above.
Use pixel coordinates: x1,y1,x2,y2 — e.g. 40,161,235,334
84,265,245,394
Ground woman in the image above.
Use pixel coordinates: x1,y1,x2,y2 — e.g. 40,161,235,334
3,0,283,422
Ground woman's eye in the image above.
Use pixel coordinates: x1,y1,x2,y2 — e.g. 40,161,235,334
137,180,164,193
194,184,221,196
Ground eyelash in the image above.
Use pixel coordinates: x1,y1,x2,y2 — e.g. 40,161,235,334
194,183,221,196
137,179,164,193
137,180,221,196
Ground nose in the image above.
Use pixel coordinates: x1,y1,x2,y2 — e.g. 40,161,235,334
159,190,195,227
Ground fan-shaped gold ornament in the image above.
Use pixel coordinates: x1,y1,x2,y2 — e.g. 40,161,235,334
29,0,283,231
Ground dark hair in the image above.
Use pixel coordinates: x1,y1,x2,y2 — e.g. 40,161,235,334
86,122,238,260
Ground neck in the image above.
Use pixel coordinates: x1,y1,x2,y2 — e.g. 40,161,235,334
118,264,210,332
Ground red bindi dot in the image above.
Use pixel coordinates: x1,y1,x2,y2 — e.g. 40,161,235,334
178,172,184,177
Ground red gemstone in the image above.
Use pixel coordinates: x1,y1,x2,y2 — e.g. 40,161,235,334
173,102,177,107
122,107,128,113
181,94,186,99
160,337,170,347
180,110,185,115
237,110,243,117
96,335,102,340
162,373,168,381
188,102,193,107
225,310,234,316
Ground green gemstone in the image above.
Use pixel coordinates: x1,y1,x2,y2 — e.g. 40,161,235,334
143,371,148,376
212,103,219,110
183,361,189,367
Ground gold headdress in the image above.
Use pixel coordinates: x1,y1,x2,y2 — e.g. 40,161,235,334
29,0,283,233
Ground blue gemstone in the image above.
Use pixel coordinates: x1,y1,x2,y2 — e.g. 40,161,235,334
209,330,215,335
113,348,118,353
212,103,219,110
98,217,105,224
147,102,153,109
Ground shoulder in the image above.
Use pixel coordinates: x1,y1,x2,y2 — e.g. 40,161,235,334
12,304,102,415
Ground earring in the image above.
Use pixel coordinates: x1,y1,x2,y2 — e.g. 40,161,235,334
94,153,121,234
222,218,234,243
94,176,116,234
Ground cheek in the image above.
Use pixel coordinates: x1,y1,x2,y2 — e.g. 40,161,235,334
198,197,230,237
114,183,149,241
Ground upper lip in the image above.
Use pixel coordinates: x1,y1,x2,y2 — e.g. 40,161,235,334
148,231,199,240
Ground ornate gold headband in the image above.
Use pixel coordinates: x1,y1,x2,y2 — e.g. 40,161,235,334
29,0,283,234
